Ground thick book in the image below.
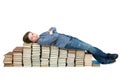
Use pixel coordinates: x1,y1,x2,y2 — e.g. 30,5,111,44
13,47,23,52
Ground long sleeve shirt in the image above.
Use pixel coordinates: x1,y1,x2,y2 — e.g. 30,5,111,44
37,27,72,48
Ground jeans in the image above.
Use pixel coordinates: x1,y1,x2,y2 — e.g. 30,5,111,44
65,37,109,64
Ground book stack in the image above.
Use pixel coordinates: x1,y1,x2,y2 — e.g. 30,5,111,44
84,53,92,66
3,52,13,67
92,60,100,67
75,50,85,67
41,46,50,67
58,49,67,67
67,50,75,67
32,43,40,67
23,43,32,67
3,42,101,67
13,47,23,67
50,46,59,67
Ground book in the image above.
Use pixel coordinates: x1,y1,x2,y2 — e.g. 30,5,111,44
49,46,59,67
84,53,92,66
92,60,100,67
75,50,85,67
13,47,23,52
67,50,75,67
32,43,40,67
13,47,23,67
23,43,32,67
3,52,13,67
58,49,67,67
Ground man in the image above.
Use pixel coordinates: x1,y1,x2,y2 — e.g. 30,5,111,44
23,27,118,64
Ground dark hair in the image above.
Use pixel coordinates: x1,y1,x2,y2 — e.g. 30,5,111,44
23,31,32,43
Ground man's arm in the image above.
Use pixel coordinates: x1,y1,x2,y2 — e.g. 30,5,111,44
37,27,58,45
48,27,56,35
38,32,59,45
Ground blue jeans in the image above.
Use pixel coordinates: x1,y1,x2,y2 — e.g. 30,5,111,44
65,37,109,64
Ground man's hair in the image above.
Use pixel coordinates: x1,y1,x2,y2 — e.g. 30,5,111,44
23,31,32,43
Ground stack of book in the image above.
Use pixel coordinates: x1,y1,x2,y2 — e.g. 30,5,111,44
58,49,67,67
75,50,85,67
50,46,59,67
32,43,40,67
3,52,13,67
41,46,50,67
3,43,100,67
84,53,92,66
92,60,100,67
67,50,75,67
13,47,23,67
23,43,32,67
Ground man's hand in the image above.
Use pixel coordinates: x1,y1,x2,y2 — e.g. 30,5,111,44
48,30,53,35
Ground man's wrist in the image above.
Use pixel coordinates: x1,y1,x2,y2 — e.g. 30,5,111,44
48,30,53,35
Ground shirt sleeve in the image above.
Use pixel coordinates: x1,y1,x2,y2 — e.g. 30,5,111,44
49,27,56,33
38,32,59,45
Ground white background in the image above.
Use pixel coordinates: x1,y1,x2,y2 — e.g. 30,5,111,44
0,0,120,80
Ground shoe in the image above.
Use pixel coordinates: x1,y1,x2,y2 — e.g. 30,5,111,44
107,53,118,60
108,59,116,64
101,59,116,64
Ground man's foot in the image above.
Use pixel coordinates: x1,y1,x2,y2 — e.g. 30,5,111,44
101,59,116,64
107,53,118,60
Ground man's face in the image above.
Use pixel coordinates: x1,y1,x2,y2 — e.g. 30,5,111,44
28,32,39,42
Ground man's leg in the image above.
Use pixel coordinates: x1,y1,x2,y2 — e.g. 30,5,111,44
65,37,116,64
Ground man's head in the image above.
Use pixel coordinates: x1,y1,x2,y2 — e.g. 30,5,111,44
23,31,39,43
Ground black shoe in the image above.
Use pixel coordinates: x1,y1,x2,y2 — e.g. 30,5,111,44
107,53,118,60
108,59,116,64
101,59,116,64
